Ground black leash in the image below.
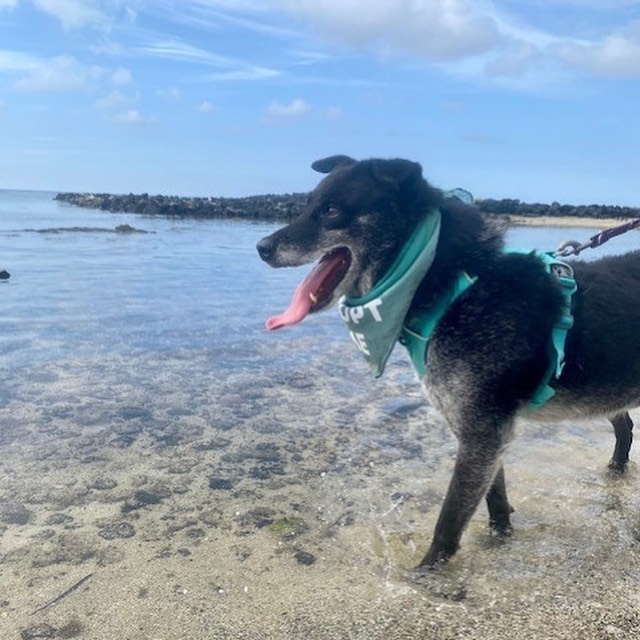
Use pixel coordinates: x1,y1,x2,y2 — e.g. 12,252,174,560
556,218,640,258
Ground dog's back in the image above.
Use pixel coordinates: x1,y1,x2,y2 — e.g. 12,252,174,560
552,250,640,416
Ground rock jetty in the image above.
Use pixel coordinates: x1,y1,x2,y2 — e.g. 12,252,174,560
55,192,308,222
55,191,640,223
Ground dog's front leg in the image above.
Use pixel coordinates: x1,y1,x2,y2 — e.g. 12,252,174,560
418,424,513,570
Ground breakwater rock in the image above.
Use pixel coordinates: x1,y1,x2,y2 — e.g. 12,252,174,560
55,192,308,222
55,191,640,223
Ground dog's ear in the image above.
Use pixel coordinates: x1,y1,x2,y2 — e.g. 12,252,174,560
311,155,357,174
370,159,423,189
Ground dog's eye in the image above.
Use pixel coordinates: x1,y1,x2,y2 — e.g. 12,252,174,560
325,206,341,219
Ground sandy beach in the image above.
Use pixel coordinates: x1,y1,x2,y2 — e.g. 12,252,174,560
2,344,639,640
507,215,634,228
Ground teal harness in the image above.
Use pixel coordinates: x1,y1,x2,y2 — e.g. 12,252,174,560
339,207,577,411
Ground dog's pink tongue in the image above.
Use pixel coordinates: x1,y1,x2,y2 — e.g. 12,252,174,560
266,251,345,331
266,283,313,331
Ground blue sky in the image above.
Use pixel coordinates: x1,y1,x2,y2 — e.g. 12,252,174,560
1,1,640,205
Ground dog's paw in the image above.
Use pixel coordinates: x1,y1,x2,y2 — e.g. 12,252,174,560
607,459,629,476
415,547,455,573
489,520,513,539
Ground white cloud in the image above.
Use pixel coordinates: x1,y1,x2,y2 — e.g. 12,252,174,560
0,50,40,73
0,0,17,10
14,54,103,91
325,106,343,119
290,49,335,66
542,0,639,7
111,68,132,85
484,41,539,78
118,0,640,89
556,24,640,76
157,86,182,99
273,0,500,62
204,66,280,81
95,90,130,109
260,0,640,83
124,6,137,24
33,0,105,29
198,100,215,113
266,97,311,118
139,39,235,66
112,109,146,125
140,38,281,82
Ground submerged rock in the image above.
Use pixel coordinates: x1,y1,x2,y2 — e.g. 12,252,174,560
121,489,167,513
1,503,32,525
21,624,57,639
294,550,316,566
44,513,74,526
268,516,309,539
98,522,136,540
208,477,235,491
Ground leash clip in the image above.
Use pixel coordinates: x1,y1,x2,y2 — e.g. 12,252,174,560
555,239,590,258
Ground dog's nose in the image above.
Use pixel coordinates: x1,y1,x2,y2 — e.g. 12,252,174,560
256,236,276,262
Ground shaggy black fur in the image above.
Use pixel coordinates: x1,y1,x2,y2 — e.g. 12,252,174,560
257,155,639,569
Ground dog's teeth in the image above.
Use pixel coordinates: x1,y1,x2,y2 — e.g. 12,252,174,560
309,293,318,305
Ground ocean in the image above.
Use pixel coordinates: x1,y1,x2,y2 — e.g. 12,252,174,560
2,189,636,370
1,189,639,639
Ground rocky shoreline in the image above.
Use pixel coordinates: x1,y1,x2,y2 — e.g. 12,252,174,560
55,192,309,222
55,191,640,224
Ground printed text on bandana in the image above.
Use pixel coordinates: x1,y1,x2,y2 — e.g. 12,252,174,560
339,298,383,357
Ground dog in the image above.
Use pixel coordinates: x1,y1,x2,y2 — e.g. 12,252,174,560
256,155,640,569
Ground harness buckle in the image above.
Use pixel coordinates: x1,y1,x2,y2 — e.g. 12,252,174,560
549,262,574,280
556,314,574,330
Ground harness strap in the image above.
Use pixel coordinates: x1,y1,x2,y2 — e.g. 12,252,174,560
525,252,577,409
399,272,476,378
398,251,577,411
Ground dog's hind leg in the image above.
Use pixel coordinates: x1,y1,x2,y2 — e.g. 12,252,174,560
485,464,514,537
608,411,634,473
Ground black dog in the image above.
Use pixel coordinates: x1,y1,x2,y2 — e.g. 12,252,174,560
257,155,640,568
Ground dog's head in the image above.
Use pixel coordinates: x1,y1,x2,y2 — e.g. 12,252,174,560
257,155,443,330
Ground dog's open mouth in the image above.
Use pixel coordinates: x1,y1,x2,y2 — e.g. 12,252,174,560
266,247,352,331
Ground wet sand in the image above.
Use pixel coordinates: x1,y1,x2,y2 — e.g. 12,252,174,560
508,215,635,228
1,343,640,640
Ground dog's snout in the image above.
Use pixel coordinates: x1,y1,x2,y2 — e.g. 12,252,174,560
257,236,276,262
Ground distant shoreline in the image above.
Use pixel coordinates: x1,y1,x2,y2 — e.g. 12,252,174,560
506,214,633,228
54,192,639,228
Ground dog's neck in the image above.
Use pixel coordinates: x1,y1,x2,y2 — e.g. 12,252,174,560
411,203,506,310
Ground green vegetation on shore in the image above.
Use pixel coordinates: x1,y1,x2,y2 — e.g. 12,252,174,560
475,198,639,220
55,192,640,222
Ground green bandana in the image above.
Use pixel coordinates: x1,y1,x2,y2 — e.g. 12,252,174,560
338,209,442,378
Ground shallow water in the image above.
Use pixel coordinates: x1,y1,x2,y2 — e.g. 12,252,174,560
1,191,639,639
